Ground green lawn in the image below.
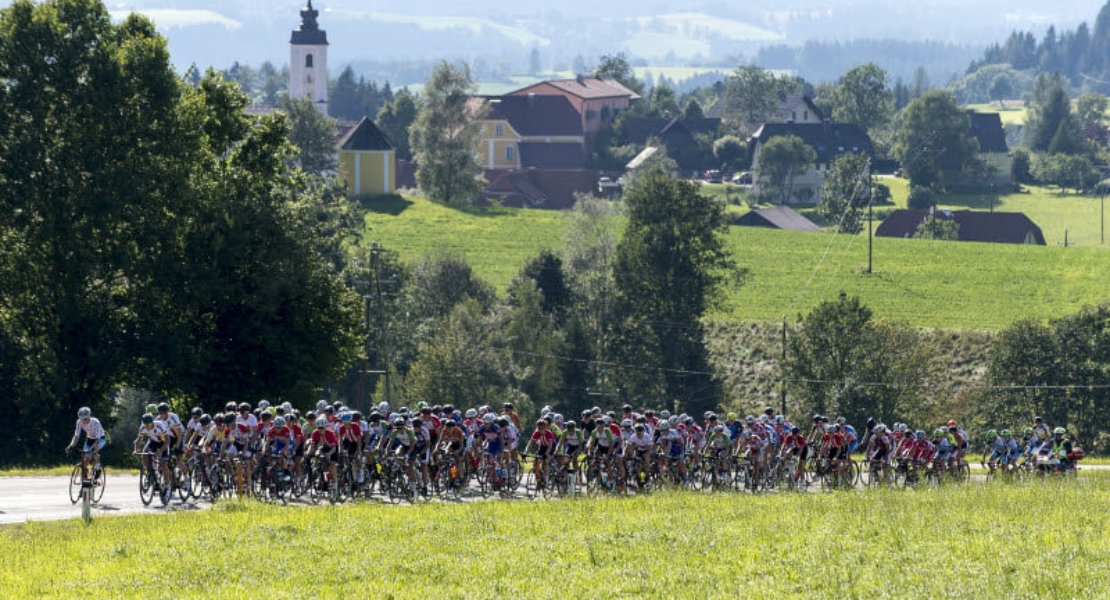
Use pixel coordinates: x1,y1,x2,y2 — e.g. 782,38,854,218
3,482,1108,598
361,195,1110,329
965,102,1029,126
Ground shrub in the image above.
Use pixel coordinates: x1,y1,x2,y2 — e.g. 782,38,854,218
907,185,935,209
1011,148,1031,184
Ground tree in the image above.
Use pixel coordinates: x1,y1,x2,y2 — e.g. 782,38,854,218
894,90,978,187
722,65,792,134
684,98,705,119
611,173,737,414
913,218,960,240
377,89,418,161
713,135,747,170
1075,92,1108,127
281,95,337,172
830,63,893,131
755,135,815,204
516,250,572,323
1027,74,1075,151
907,185,936,209
593,52,644,95
0,0,361,462
818,153,872,234
1011,148,1032,184
410,61,485,204
784,293,935,428
989,74,1013,107
648,84,680,117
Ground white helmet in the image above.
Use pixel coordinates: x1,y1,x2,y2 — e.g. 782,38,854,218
465,409,477,419
483,414,495,424
621,419,633,428
479,405,490,415
316,400,328,411
77,407,92,418
314,417,327,428
281,402,293,412
274,416,286,427
669,415,679,426
554,413,564,423
540,406,551,417
378,401,390,413
660,410,671,419
258,400,270,410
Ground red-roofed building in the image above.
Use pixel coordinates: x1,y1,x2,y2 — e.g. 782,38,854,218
509,76,640,138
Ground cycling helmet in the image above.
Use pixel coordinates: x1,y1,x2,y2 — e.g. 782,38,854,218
316,400,328,411
369,412,381,422
1024,427,1034,435
684,417,694,426
443,404,454,413
866,417,876,429
77,407,92,418
824,423,835,432
703,411,712,419
915,430,925,439
498,417,510,426
836,416,846,425
393,416,405,426
634,424,646,432
764,406,775,415
645,410,655,418
602,416,612,424
281,402,293,412
540,406,551,417
225,401,237,412
790,427,800,435
1034,416,1043,422
141,413,155,424
324,405,335,414
873,424,885,434
986,429,997,438
351,411,362,421
260,412,272,420
444,420,456,427
223,414,236,425
274,416,286,427
715,424,725,433
378,402,390,413
659,422,670,431
669,415,679,426
465,409,478,419
1053,427,1066,435
933,428,945,436
275,406,286,416
660,410,671,419
566,421,576,429
145,403,158,414
238,402,251,412
1001,429,1011,437
581,410,592,417
190,407,203,417
813,414,823,422
947,420,958,428
775,415,784,424
621,419,633,428
591,407,601,415
340,412,353,422
622,404,633,411
483,414,495,424
199,414,212,426
258,400,270,410
399,407,410,416
315,417,328,428
412,418,423,428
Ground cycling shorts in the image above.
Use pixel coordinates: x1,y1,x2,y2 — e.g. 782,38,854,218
837,446,850,460
341,440,360,457
271,440,291,455
485,440,502,456
446,440,464,453
935,449,952,461
83,437,107,453
233,441,253,459
668,444,684,458
848,440,859,453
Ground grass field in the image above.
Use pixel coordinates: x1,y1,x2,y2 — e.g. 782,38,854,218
361,195,1110,329
965,102,1029,126
3,481,1108,598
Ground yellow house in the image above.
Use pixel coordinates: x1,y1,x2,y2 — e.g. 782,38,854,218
337,117,396,196
471,95,586,170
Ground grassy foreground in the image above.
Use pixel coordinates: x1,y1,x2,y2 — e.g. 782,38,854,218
4,481,1110,599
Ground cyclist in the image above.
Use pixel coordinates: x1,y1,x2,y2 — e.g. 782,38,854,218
436,419,466,469
133,413,172,493
499,416,519,465
780,426,807,482
306,416,340,492
524,419,557,488
1031,417,1050,453
865,424,893,484
657,421,688,482
156,402,186,481
476,414,503,487
66,407,107,481
502,402,521,430
623,424,655,483
948,422,968,472
980,429,1005,474
931,428,952,476
556,421,584,478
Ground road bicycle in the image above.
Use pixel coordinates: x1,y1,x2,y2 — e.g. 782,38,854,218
68,448,106,506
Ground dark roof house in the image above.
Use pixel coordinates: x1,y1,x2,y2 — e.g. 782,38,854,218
484,95,583,137
967,111,1008,153
875,208,1045,245
337,117,394,151
481,169,599,209
748,122,874,167
735,206,820,232
519,143,586,169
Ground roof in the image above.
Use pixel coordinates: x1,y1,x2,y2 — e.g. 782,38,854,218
774,94,824,122
621,117,720,145
483,95,583,137
337,117,394,152
749,122,874,165
875,209,1045,245
626,146,659,170
967,111,1008,153
511,76,641,101
519,142,586,169
290,1,328,45
481,169,599,209
736,206,820,232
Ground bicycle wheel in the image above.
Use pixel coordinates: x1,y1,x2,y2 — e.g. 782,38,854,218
139,463,155,505
156,466,172,506
176,463,192,502
69,464,83,504
91,465,106,504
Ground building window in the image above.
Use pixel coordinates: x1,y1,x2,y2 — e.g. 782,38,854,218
305,53,313,68
495,123,503,136
791,111,797,121
803,110,809,120
506,146,515,161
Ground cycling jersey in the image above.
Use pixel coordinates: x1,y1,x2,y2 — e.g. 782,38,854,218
75,417,105,440
268,425,293,453
310,428,338,446
660,430,685,457
530,430,556,454
339,422,362,444
627,433,654,452
234,414,258,442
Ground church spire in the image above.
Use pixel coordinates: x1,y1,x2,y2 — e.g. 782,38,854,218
290,0,327,45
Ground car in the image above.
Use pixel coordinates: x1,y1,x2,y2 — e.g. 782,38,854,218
703,170,722,184
731,171,753,185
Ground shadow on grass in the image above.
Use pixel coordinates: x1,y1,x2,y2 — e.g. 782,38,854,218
358,194,413,216
867,271,928,300
935,185,1082,211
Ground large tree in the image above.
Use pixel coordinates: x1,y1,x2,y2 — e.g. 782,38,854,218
818,153,873,234
593,52,644,95
377,89,418,161
894,90,978,187
830,63,893,131
410,61,485,204
611,172,737,414
722,65,794,134
282,95,338,172
1027,74,1079,152
0,0,360,463
755,135,816,204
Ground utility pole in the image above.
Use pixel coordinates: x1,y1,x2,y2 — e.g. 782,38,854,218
366,243,393,408
1101,183,1105,245
867,193,873,274
780,316,787,416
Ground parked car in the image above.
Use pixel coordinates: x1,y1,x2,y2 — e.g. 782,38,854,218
731,171,753,185
703,170,722,183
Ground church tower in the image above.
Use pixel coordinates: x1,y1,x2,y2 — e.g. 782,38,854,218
290,1,329,115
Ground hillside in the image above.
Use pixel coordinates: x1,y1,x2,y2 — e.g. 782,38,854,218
361,194,1110,330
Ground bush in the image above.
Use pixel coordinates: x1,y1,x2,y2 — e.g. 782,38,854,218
907,185,935,209
1011,148,1031,184
870,182,892,205
1031,153,1099,192
713,135,747,171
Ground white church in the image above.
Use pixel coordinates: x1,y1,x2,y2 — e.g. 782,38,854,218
289,0,329,116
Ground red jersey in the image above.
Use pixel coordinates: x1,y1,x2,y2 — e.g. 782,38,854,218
530,430,556,446
783,434,808,449
290,423,304,444
267,425,292,443
310,428,338,446
822,432,846,448
339,422,362,443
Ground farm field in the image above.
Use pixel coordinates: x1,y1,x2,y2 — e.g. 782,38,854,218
362,195,1110,329
965,102,1029,125
3,481,1108,599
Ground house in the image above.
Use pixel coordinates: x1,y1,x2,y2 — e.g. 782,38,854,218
875,208,1045,245
481,169,599,209
735,206,820,232
707,93,824,125
747,122,875,203
337,117,396,196
509,76,640,139
966,111,1012,186
471,95,586,170
619,116,721,169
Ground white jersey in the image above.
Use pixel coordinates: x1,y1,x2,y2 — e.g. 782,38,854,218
185,418,206,438
627,433,654,450
160,412,183,430
137,420,171,443
234,414,258,442
75,417,105,439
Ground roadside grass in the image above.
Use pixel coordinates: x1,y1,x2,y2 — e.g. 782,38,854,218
362,196,1110,329
0,465,138,477
3,481,1109,598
